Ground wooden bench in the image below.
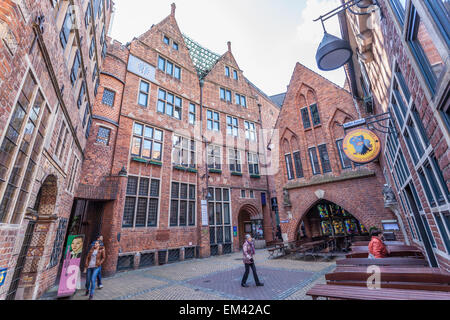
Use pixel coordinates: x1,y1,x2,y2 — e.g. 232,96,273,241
267,243,287,258
346,249,423,258
306,284,450,300
336,257,429,267
325,268,450,291
352,241,405,247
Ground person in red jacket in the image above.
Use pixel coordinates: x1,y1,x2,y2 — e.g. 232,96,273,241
368,230,389,258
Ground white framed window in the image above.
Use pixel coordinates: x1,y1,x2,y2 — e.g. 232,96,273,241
172,135,196,168
228,148,241,173
207,110,220,131
226,116,238,136
244,121,256,141
207,144,221,170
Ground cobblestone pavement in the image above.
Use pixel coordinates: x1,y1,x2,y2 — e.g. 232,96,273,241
40,249,337,300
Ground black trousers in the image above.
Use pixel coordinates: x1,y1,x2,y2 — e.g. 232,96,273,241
241,263,261,285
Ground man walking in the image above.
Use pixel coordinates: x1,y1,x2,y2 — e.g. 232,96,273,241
241,234,264,287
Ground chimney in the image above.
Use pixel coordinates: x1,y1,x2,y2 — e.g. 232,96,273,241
171,3,176,16
227,41,232,53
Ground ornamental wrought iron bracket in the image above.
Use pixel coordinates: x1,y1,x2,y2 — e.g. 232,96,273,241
342,111,397,136
313,0,383,32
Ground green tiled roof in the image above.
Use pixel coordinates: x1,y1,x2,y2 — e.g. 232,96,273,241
183,34,221,80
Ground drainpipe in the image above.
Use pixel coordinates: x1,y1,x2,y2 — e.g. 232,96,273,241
257,103,276,242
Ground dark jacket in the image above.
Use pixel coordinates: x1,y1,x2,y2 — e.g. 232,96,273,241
84,246,106,269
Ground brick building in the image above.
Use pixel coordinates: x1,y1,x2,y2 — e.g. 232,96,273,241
338,0,449,270
0,0,113,299
270,62,403,249
74,3,280,277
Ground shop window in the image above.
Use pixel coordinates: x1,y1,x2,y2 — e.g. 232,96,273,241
208,188,231,245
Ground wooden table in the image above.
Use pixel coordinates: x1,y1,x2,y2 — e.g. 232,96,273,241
267,242,288,258
336,257,429,267
352,241,405,246
306,284,450,300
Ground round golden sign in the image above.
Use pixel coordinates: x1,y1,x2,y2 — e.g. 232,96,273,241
342,128,381,164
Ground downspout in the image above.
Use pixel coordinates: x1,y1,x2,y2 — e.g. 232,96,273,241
257,103,276,241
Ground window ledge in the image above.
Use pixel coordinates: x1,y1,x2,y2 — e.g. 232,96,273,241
209,169,222,174
131,157,162,166
231,172,243,176
173,165,197,173
250,174,261,179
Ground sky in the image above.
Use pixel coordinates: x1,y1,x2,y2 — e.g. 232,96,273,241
109,0,346,96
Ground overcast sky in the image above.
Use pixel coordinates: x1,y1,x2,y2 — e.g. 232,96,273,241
110,0,346,96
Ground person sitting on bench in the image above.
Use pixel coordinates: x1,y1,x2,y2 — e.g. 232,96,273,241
368,230,389,259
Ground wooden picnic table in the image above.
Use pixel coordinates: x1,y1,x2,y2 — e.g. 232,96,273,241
326,266,450,291
336,257,429,267
351,245,420,251
334,266,445,274
267,242,288,258
352,241,405,246
306,284,450,300
347,247,423,259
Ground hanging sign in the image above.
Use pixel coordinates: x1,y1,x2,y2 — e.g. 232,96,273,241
201,200,208,226
0,268,7,287
342,128,381,164
57,235,85,298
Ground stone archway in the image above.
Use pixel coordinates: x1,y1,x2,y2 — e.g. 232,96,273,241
237,204,264,249
294,199,369,251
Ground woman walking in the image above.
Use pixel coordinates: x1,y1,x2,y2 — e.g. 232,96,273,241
241,234,264,288
84,240,106,300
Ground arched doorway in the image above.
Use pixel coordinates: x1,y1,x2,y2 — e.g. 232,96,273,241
238,204,264,249
7,175,59,300
297,200,369,252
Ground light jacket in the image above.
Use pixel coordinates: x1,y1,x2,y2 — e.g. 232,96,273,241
84,246,106,269
368,236,388,258
242,240,255,264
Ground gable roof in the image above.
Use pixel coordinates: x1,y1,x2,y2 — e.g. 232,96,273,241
269,93,286,108
182,34,222,80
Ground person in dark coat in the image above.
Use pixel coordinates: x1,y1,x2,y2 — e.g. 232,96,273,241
241,234,264,288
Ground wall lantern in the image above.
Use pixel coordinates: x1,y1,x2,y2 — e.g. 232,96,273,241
313,0,382,71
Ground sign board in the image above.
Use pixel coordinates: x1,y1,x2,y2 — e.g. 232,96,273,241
343,118,366,129
233,226,237,237
201,200,208,226
127,54,156,82
280,220,290,224
57,235,85,298
342,128,381,164
0,268,7,287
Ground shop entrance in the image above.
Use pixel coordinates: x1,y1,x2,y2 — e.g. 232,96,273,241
238,204,264,249
298,200,369,252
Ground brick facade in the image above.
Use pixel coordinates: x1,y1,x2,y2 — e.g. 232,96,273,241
76,5,281,277
341,0,450,270
0,0,112,299
271,62,400,243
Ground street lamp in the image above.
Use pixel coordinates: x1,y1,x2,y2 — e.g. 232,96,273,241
313,0,381,71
